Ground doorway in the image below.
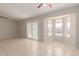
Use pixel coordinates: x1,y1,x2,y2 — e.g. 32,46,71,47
26,22,38,40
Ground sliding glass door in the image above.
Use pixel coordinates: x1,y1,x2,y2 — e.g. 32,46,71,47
27,22,38,40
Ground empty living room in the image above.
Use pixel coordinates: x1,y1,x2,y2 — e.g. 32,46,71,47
0,2,79,57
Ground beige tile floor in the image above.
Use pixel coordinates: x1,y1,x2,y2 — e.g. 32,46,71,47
0,38,79,56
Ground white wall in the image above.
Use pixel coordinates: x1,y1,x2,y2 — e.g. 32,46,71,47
18,6,79,49
0,19,18,39
76,8,79,49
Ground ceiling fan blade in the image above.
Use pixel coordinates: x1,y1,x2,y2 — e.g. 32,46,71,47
48,4,52,8
37,3,43,8
0,16,8,19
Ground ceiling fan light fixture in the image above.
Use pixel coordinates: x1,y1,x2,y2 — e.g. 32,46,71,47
48,4,52,8
43,4,47,6
37,3,53,8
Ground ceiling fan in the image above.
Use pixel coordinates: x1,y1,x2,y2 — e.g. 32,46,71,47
37,3,53,8
0,16,8,19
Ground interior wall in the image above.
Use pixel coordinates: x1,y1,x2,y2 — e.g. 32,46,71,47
76,9,79,49
0,19,18,39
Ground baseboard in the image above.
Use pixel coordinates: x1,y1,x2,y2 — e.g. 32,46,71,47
0,36,18,40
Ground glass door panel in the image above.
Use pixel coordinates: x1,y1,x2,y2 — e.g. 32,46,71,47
32,22,38,40
27,22,38,40
27,23,32,38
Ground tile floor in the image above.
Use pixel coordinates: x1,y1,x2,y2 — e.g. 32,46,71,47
0,38,79,56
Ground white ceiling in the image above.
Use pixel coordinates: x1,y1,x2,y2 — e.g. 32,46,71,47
0,3,79,21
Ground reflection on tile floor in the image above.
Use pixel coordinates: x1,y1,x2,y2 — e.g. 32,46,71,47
0,38,79,56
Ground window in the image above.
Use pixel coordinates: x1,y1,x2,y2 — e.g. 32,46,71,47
65,17,70,38
48,20,52,36
47,15,71,39
55,19,63,36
